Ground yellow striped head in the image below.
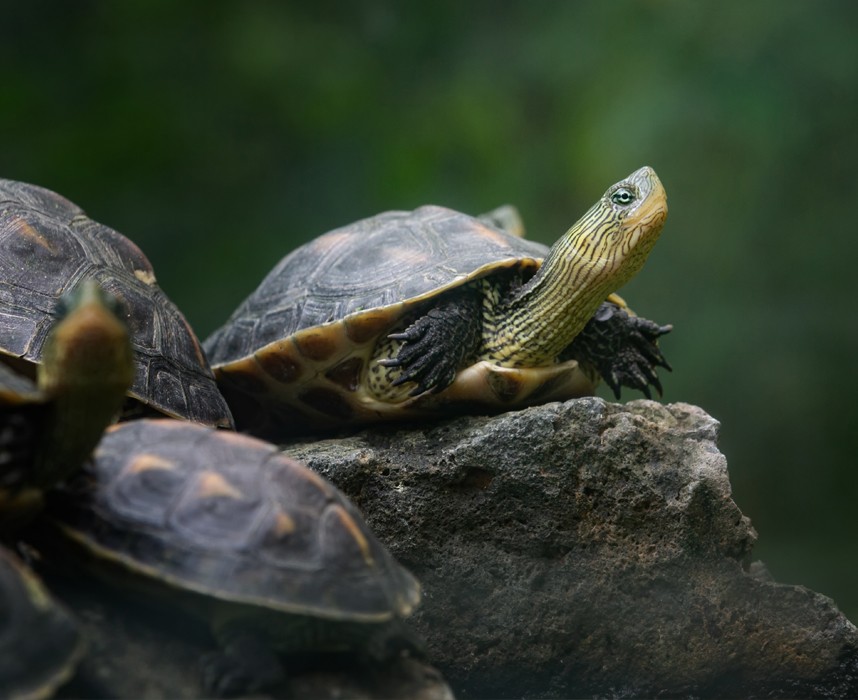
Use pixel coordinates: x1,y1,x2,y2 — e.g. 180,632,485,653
555,166,667,291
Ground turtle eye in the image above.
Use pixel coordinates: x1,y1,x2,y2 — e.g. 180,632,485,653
610,187,636,206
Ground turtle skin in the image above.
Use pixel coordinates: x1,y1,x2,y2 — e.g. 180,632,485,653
0,545,83,700
204,205,670,436
41,419,421,695
0,179,233,428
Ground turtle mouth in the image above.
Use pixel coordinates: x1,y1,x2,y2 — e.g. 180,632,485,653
615,167,668,252
626,166,667,226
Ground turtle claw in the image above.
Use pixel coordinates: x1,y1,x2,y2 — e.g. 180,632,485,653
383,326,457,396
564,302,672,400
380,289,482,396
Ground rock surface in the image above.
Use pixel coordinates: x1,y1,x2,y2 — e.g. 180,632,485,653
284,398,858,699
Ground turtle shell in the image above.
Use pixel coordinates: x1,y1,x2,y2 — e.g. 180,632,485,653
204,205,597,435
47,419,420,623
0,179,233,428
0,545,83,700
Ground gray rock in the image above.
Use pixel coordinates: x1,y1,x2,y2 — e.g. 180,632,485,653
283,398,858,699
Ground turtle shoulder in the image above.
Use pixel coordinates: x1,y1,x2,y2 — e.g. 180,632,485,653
205,205,549,365
52,420,419,621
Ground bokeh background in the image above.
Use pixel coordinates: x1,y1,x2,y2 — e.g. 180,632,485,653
2,1,856,619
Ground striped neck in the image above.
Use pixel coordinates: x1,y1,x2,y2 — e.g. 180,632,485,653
480,166,667,367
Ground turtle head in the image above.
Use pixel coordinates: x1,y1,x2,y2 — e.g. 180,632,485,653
494,167,667,367
555,165,667,291
40,279,134,396
34,279,135,487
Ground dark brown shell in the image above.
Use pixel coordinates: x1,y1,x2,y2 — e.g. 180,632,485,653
0,179,232,428
204,205,549,365
50,419,420,621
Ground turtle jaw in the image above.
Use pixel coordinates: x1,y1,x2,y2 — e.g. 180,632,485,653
600,166,668,290
39,281,134,398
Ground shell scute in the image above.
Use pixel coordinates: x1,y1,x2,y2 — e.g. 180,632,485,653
255,342,303,384
204,205,548,368
293,328,340,362
0,179,232,428
54,420,419,620
344,309,397,344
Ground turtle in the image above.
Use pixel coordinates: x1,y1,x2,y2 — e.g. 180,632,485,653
35,418,422,696
1,279,134,526
0,279,133,697
0,544,84,700
204,166,672,436
0,178,233,429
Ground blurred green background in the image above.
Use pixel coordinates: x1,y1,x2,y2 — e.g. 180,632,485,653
2,1,856,619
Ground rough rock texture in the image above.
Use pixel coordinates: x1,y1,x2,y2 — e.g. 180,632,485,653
284,398,858,699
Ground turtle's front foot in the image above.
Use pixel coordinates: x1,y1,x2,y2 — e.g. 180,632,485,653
565,302,672,400
378,290,482,396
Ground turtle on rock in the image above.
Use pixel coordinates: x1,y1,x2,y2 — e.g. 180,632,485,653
0,179,233,429
205,166,672,436
34,418,422,697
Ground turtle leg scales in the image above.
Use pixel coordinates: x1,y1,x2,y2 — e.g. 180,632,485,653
564,300,672,399
379,287,483,396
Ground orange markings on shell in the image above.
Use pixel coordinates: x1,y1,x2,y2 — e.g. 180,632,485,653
195,471,244,500
331,504,375,568
293,331,339,362
14,217,57,253
271,510,297,537
474,223,520,248
125,454,176,474
345,311,395,345
254,345,302,384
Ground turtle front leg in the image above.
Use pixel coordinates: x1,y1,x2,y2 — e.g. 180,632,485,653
563,301,672,399
378,287,483,397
